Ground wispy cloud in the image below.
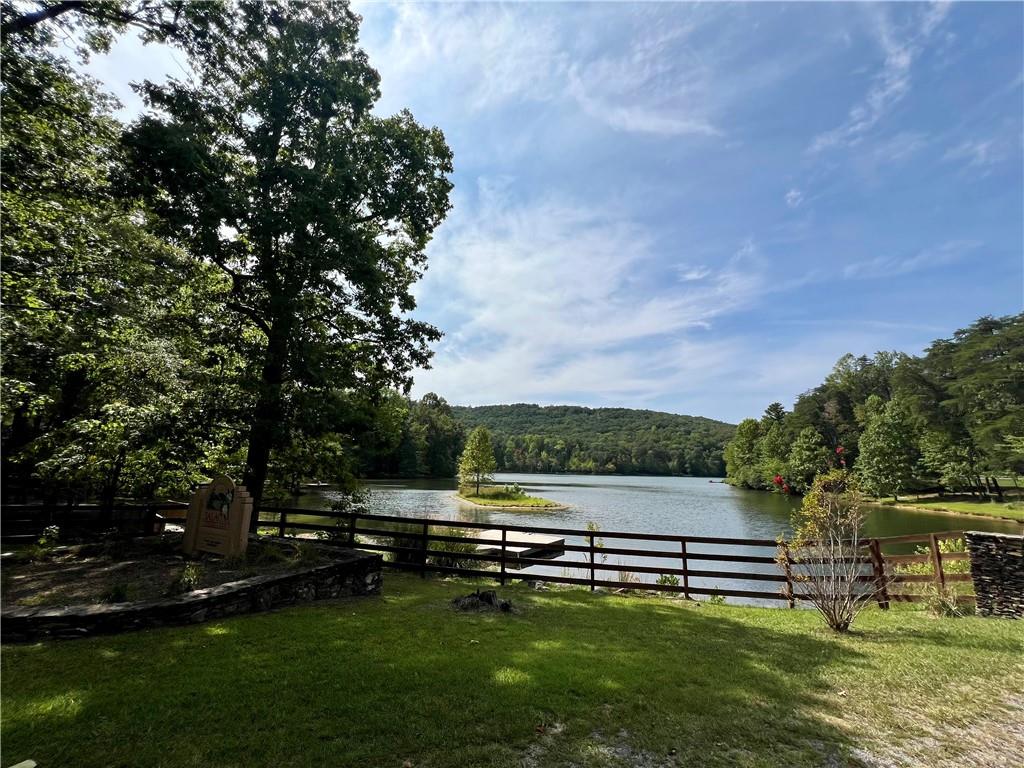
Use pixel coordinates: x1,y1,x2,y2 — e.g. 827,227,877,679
809,3,951,153
843,239,982,280
943,139,997,169
677,265,711,282
784,188,804,208
412,185,786,407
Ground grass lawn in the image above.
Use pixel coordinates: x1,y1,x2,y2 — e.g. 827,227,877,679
2,573,1022,768
877,495,1024,522
457,486,564,509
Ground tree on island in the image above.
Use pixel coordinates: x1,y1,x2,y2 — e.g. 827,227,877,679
123,1,453,517
459,427,496,496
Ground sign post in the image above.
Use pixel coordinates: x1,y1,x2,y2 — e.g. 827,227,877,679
182,476,253,557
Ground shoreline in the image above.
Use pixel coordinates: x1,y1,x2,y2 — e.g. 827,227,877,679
867,499,1024,525
452,493,569,511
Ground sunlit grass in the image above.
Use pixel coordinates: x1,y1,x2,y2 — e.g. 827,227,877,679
2,573,1021,767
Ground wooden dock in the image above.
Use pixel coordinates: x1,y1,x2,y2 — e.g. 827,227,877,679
475,529,565,559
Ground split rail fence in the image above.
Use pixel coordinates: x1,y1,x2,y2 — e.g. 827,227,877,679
1,502,971,607
256,507,972,607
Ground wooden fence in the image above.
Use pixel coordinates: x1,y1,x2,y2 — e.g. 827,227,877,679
1,501,971,607
0,501,188,542
255,507,972,608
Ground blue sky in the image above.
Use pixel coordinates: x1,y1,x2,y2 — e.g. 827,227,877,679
79,1,1023,424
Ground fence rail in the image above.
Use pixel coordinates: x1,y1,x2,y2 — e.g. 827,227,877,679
254,506,973,607
1,501,971,607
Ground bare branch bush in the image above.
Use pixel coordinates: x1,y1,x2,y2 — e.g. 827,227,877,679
781,470,888,632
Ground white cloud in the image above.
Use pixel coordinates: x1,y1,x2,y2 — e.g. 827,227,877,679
843,239,981,280
809,3,951,153
411,185,783,410
677,265,711,282
784,188,804,208
943,139,997,169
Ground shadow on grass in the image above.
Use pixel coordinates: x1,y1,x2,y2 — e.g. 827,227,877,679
1,577,1009,768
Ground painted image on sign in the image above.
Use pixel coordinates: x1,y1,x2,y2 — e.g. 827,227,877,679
204,489,233,529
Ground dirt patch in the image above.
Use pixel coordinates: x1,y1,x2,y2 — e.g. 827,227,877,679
2,534,323,608
850,693,1024,768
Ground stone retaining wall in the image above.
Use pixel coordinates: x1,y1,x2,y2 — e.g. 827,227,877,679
2,542,382,642
965,531,1024,619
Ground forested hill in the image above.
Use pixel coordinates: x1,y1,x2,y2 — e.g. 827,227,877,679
450,404,735,477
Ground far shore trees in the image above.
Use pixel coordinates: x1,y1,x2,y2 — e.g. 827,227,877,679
123,2,453,520
856,396,918,501
459,427,496,496
723,314,1024,497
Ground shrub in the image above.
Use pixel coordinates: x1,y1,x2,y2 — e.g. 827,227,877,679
656,573,680,587
783,470,884,632
167,563,203,595
925,583,969,618
428,528,479,570
101,583,131,603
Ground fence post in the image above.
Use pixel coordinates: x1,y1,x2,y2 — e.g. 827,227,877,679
348,513,356,546
589,534,596,592
278,511,287,538
500,527,507,586
680,539,690,600
781,541,795,609
928,533,946,590
869,539,890,610
420,521,429,578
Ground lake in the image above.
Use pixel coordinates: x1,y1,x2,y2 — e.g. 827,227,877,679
297,472,1020,539
289,473,1021,600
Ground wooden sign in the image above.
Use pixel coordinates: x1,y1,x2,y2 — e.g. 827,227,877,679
182,476,253,557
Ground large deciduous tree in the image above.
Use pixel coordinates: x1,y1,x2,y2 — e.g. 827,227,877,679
856,395,918,501
1,31,229,508
123,1,453,517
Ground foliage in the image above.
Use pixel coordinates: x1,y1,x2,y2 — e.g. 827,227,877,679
924,584,970,618
121,1,453,512
427,528,480,570
453,404,734,477
357,392,465,478
855,396,918,500
784,470,879,632
786,427,831,493
1,1,454,510
167,562,203,596
656,573,680,587
458,426,496,495
100,582,132,603
724,314,1024,498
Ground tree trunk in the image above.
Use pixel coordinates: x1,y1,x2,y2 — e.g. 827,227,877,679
989,476,1003,500
475,475,481,496
243,314,291,531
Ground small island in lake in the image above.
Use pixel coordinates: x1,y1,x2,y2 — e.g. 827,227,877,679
455,484,566,510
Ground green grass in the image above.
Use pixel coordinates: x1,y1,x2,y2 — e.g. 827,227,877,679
2,573,1022,767
878,496,1024,522
457,486,563,508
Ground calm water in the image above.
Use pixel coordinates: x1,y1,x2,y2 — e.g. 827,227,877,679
290,473,1020,601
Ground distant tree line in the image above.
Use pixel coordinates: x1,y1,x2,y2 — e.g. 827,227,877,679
723,314,1024,499
450,405,733,477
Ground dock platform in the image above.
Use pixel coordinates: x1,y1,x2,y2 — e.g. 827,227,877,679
476,529,565,559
